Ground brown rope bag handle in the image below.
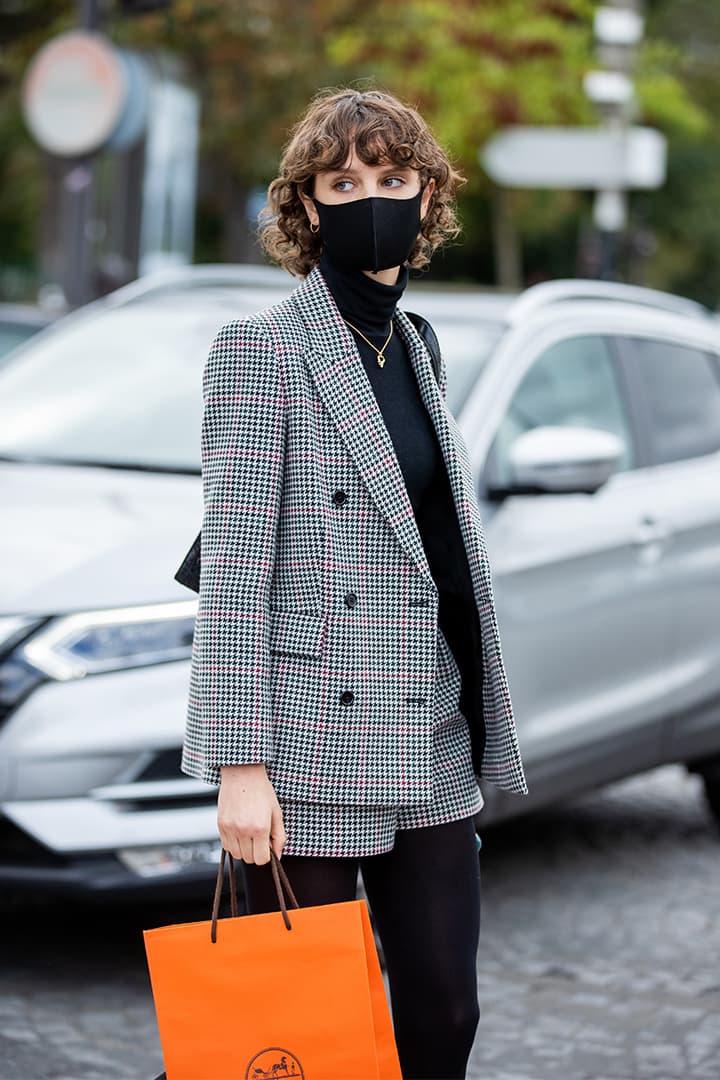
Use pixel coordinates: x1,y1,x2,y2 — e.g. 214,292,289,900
210,847,300,942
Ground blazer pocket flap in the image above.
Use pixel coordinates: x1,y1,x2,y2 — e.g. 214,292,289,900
269,609,328,659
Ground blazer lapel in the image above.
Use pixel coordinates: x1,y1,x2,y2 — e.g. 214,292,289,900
291,266,488,603
292,267,434,589
393,307,492,608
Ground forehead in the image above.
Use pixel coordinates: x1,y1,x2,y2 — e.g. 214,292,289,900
320,145,416,175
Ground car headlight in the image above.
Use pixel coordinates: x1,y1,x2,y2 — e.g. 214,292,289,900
20,600,198,680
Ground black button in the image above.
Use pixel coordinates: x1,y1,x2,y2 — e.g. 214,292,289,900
332,489,348,506
344,592,358,608
340,690,355,706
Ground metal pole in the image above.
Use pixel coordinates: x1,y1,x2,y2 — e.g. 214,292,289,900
589,0,644,281
59,0,103,308
491,189,523,290
78,0,103,30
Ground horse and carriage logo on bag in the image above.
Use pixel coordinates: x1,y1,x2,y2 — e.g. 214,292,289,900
245,1047,304,1079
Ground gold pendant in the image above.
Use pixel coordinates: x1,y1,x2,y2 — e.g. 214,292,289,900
377,354,385,368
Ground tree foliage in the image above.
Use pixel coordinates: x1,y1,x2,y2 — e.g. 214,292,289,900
635,0,720,304
0,0,717,297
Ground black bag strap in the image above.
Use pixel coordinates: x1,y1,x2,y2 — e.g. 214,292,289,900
210,848,300,941
405,310,442,384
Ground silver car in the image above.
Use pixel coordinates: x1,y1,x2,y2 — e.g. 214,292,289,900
1,269,718,896
0,303,57,365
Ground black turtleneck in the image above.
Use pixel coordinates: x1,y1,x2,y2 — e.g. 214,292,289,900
319,251,485,758
319,248,442,514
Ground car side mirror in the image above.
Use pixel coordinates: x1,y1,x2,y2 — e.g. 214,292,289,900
501,425,626,495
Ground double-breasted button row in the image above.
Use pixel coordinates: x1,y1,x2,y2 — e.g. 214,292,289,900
340,690,427,706
332,483,425,708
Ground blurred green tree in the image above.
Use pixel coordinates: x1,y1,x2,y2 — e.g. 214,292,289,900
0,0,715,299
635,0,720,305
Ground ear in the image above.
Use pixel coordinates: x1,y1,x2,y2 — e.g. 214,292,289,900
299,189,319,230
420,177,436,221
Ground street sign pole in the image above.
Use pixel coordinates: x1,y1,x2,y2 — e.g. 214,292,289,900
78,0,104,29
586,1,646,279
479,2,655,285
58,0,106,307
479,121,665,287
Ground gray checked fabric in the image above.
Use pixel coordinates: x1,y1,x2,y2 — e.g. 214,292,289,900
181,264,528,807
278,625,484,857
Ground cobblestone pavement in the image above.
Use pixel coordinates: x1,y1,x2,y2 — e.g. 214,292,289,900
1,765,718,1080
466,766,720,1080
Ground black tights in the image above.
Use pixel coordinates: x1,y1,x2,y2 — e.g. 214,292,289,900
239,814,482,1080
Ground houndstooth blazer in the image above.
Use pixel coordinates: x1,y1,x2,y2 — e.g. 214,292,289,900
181,265,528,803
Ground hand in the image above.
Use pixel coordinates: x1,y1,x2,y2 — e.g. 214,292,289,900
217,764,286,865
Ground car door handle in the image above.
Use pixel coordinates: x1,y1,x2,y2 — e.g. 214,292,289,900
632,515,671,546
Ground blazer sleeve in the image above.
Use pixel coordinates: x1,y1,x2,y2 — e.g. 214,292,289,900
193,316,287,776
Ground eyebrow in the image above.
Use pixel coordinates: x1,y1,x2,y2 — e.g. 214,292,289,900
323,164,414,178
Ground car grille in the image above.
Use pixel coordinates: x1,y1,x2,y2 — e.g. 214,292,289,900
87,748,215,811
134,747,184,781
0,617,52,733
0,815,66,866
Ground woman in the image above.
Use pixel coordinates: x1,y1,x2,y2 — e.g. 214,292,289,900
182,88,527,1080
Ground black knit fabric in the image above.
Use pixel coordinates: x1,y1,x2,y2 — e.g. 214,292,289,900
318,251,441,513
319,251,485,754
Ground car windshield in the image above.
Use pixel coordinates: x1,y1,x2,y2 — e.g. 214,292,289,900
0,323,44,359
436,319,502,414
0,304,502,472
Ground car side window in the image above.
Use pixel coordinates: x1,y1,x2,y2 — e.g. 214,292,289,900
488,335,634,487
623,337,720,465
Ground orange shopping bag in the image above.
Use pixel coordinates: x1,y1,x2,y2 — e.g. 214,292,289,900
143,848,403,1080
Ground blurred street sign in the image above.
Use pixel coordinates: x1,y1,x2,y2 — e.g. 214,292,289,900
595,6,644,47
21,30,150,157
480,126,667,190
583,70,635,109
21,31,126,157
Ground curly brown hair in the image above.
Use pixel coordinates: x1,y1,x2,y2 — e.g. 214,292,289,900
257,88,466,278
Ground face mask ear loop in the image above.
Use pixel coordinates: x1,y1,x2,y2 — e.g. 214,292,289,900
417,181,429,228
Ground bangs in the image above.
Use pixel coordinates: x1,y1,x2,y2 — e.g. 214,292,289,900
302,95,428,182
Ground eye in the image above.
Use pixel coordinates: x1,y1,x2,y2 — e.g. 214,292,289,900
382,176,406,188
333,179,354,192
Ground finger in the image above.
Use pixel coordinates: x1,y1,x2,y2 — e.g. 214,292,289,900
253,833,272,866
223,833,244,861
238,833,256,863
217,819,239,860
270,806,287,859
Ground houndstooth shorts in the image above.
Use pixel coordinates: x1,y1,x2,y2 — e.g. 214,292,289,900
278,625,484,858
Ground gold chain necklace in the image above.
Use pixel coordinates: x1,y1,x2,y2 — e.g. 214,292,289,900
342,317,394,368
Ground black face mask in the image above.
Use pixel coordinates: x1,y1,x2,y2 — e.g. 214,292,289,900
312,188,424,273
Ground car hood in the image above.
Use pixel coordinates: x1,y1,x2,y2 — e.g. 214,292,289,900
0,462,201,615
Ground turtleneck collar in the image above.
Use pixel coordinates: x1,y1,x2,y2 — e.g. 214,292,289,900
318,249,409,335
